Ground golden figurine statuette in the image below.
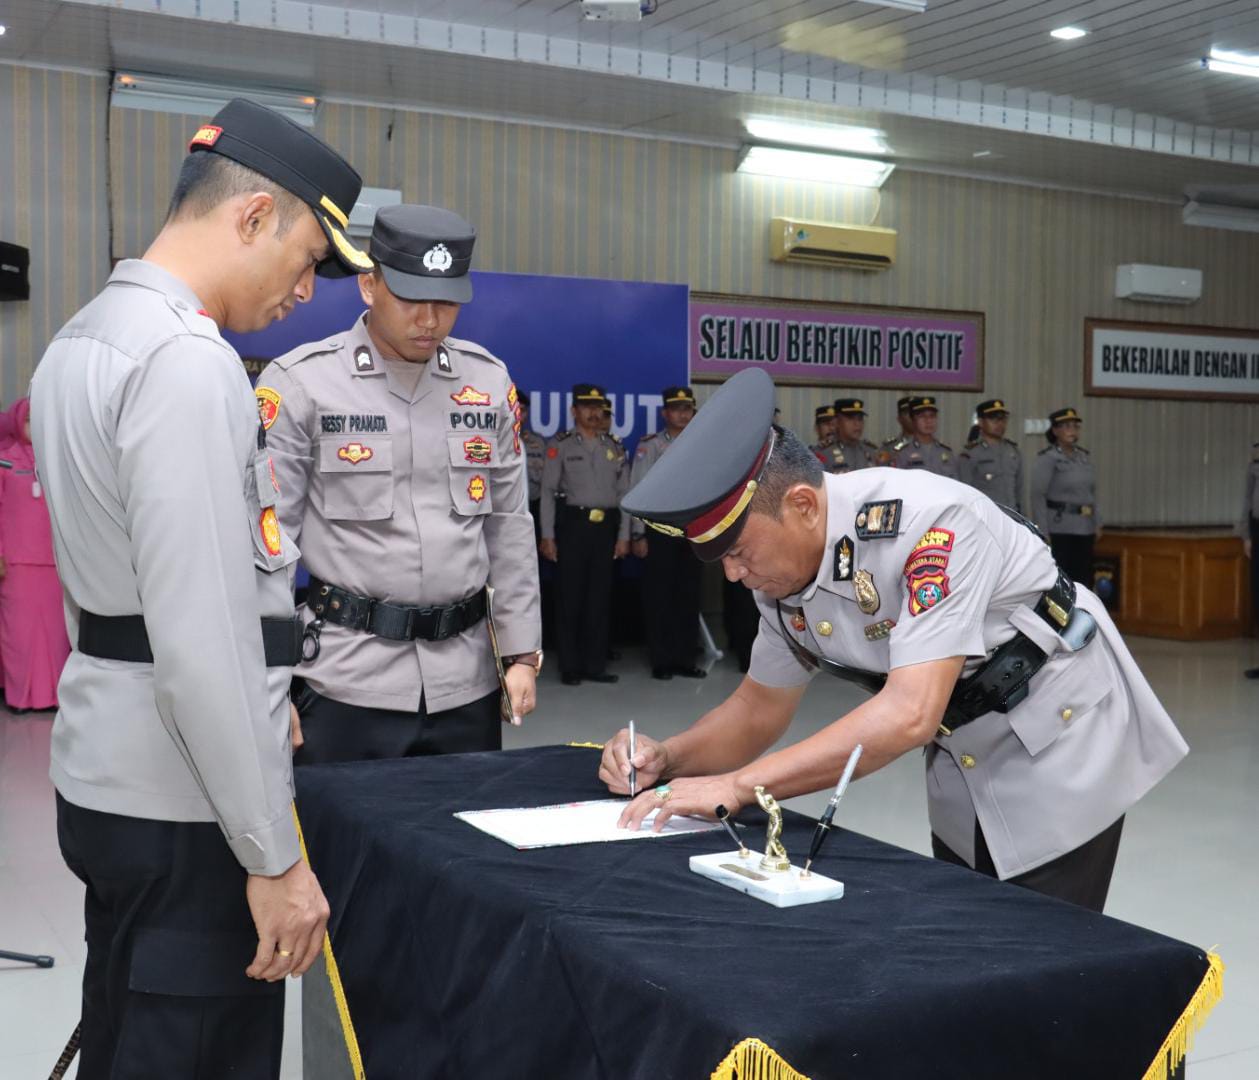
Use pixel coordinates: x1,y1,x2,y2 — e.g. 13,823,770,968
753,786,792,873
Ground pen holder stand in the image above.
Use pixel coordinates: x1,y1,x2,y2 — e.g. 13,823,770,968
689,851,844,908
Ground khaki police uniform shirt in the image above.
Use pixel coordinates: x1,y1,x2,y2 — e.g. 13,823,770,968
540,430,631,541
258,314,540,714
30,260,300,876
746,469,1187,879
522,429,546,503
891,437,959,478
813,440,878,473
629,430,674,539
959,436,1023,512
1031,444,1100,536
1241,442,1259,535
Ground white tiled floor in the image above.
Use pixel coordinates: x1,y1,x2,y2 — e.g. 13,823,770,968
2,636,1256,1079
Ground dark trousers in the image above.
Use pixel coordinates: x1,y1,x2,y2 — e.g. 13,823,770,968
293,684,501,765
56,794,284,1080
1049,532,1096,587
722,579,760,673
932,815,1125,913
555,507,618,677
642,533,701,671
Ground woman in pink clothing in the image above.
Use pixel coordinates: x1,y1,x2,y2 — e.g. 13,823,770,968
0,398,70,711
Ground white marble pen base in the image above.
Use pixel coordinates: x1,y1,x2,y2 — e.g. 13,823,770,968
688,850,845,908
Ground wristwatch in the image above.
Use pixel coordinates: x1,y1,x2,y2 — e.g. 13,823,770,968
506,650,544,675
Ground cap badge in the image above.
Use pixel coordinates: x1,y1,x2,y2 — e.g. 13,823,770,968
337,443,374,465
422,244,454,273
451,385,492,406
854,570,880,615
353,346,375,372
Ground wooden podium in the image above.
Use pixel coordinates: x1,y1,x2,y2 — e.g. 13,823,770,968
1093,529,1251,640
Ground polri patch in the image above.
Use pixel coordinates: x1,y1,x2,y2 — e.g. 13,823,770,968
855,499,902,539
908,569,951,617
451,385,491,406
259,507,282,556
255,387,281,431
337,442,374,465
463,436,493,465
833,535,854,581
467,474,487,503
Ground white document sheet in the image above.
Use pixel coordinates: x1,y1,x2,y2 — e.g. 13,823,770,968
454,798,723,850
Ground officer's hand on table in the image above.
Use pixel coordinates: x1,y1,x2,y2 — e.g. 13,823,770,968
289,702,304,752
503,662,537,727
613,539,630,559
631,538,648,559
599,726,669,794
617,774,742,832
245,859,330,982
539,538,558,562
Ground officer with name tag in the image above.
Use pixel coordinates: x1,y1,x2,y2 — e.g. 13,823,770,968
1031,407,1100,587
810,403,843,472
540,385,630,684
600,368,1188,912
257,204,541,764
959,398,1023,511
891,395,959,478
630,386,705,680
30,99,372,1077
1240,440,1259,679
830,397,879,472
877,394,915,464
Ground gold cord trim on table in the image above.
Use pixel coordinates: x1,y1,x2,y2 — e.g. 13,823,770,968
567,741,605,749
1140,950,1224,1080
710,1037,810,1080
294,804,367,1080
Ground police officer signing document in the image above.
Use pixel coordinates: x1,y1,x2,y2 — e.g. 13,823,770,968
30,100,372,1077
258,205,541,763
600,369,1187,912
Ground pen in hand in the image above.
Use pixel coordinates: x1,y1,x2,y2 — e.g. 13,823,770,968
628,720,637,798
802,744,863,877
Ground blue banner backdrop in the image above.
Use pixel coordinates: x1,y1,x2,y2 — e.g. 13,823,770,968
227,270,689,456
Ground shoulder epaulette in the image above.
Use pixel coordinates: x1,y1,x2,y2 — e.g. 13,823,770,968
555,429,575,442
611,434,624,445
272,333,343,371
1004,437,1019,448
863,439,878,450
891,437,909,452
963,439,979,451
442,334,504,368
1076,446,1090,455
639,433,657,442
1037,445,1054,455
938,441,954,452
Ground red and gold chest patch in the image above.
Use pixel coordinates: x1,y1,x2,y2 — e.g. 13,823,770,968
904,527,955,617
337,442,373,465
463,436,493,465
467,474,487,502
546,446,559,459
255,387,281,431
450,385,492,406
259,507,282,556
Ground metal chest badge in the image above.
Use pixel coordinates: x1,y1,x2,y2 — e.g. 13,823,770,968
833,536,854,582
854,570,880,615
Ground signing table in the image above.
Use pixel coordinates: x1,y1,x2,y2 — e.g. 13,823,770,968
295,745,1218,1080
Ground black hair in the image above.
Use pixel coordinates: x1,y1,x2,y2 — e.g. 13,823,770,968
166,153,306,237
749,425,824,521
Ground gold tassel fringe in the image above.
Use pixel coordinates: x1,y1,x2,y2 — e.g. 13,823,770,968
293,805,367,1080
710,1037,811,1080
1140,951,1225,1080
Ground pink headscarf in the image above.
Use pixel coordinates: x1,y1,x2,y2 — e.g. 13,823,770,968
8,397,31,445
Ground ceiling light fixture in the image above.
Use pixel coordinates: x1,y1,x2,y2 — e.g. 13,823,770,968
745,118,889,156
1203,47,1259,78
1050,26,1088,41
859,0,928,11
737,146,894,188
110,73,318,126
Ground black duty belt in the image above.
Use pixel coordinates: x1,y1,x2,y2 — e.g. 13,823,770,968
78,613,303,667
1046,499,1094,517
560,504,619,525
775,566,1095,736
305,578,486,646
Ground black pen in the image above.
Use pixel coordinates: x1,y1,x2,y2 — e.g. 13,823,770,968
714,804,749,858
802,744,863,877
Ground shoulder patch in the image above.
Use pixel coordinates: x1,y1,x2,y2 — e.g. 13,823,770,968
855,500,902,540
255,386,281,431
963,440,979,451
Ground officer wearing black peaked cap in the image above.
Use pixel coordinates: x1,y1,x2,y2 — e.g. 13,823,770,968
603,369,1187,913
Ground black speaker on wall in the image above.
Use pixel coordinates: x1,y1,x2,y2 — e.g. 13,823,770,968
0,242,31,301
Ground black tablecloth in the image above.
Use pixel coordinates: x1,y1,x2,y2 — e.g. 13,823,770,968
295,745,1212,1080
